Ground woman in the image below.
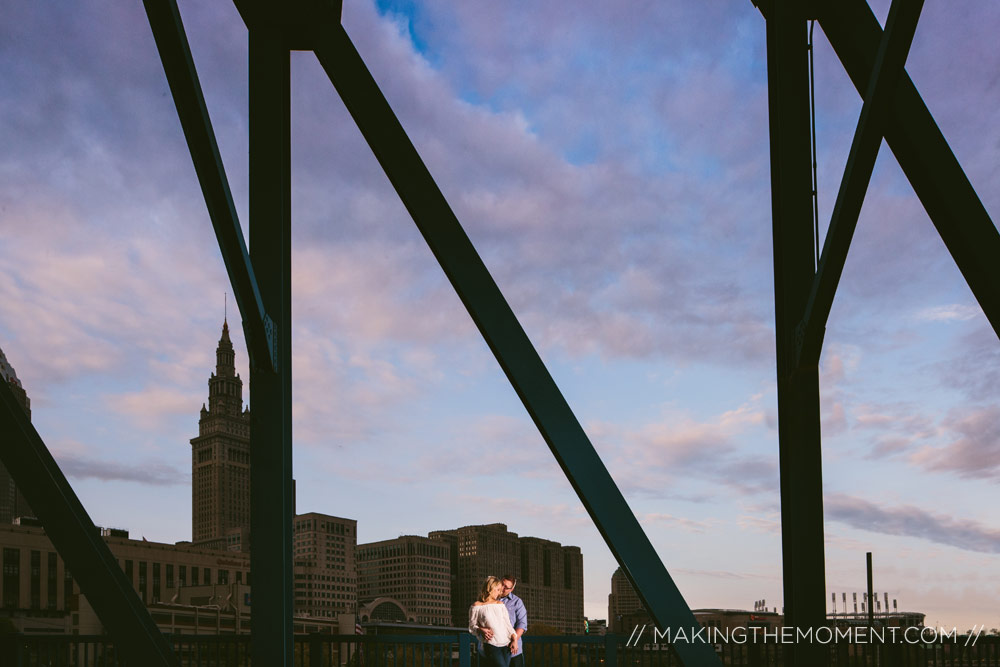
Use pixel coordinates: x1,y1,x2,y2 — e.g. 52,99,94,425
469,575,519,666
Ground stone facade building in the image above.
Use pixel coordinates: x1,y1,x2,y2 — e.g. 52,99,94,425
0,522,249,634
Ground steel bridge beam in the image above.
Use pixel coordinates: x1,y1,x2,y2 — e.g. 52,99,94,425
145,1,298,662
311,24,721,667
247,25,296,667
764,3,827,665
143,0,278,374
818,0,1000,340
0,383,176,667
797,0,924,366
754,0,1000,339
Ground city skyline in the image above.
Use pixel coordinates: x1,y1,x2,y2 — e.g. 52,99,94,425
1,0,998,632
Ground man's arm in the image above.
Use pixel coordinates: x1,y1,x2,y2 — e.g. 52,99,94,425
512,597,527,646
513,598,528,634
505,598,526,655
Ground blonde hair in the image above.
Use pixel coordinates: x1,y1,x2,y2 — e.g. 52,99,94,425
478,576,503,602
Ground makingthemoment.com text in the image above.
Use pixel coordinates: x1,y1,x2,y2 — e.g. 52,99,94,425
626,625,985,647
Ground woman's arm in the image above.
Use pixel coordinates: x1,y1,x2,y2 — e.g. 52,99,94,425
468,606,481,636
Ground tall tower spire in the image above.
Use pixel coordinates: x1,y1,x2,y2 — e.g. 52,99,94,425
191,320,251,550
209,321,241,413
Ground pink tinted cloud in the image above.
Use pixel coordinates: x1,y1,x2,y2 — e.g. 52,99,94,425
910,406,1000,481
825,493,1000,554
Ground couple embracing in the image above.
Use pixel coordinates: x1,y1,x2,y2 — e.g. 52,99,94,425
468,574,527,667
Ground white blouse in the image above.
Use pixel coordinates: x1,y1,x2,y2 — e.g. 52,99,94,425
469,602,516,647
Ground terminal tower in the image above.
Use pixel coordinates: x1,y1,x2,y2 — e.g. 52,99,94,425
190,320,251,551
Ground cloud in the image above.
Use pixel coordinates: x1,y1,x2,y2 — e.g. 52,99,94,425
449,494,590,532
934,325,1000,403
53,451,187,487
825,494,1000,554
285,0,782,368
289,325,428,448
737,513,780,535
915,305,983,323
675,567,773,582
910,406,1000,481
410,414,558,481
850,402,938,460
589,398,777,499
640,512,716,534
104,386,204,429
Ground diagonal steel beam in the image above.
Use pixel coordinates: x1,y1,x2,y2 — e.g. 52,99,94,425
311,25,722,667
754,0,1000,340
143,0,278,373
818,0,1000,341
0,382,176,667
796,0,924,366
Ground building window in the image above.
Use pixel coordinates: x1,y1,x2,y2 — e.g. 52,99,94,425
47,552,58,610
219,569,228,585
192,567,199,586
204,568,211,586
2,548,19,609
166,564,174,589
139,562,147,602
179,565,187,587
125,560,134,587
63,566,74,611
153,563,161,602
30,550,41,609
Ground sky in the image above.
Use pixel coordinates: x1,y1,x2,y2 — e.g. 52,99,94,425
1,0,998,633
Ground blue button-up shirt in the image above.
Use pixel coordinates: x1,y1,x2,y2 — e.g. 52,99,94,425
500,592,527,655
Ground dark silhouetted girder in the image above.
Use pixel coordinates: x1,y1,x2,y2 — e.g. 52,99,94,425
764,4,827,665
797,0,924,366
0,382,177,667
144,0,278,374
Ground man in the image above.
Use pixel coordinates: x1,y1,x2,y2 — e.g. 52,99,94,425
480,574,527,666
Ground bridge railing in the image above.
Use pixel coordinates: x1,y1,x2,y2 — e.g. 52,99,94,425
1,632,997,666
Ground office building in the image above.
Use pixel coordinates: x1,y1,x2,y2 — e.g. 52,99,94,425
430,523,584,634
357,535,451,625
608,566,645,632
293,512,357,618
517,537,583,634
0,522,249,634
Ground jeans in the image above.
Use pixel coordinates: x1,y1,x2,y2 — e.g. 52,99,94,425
481,643,512,666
